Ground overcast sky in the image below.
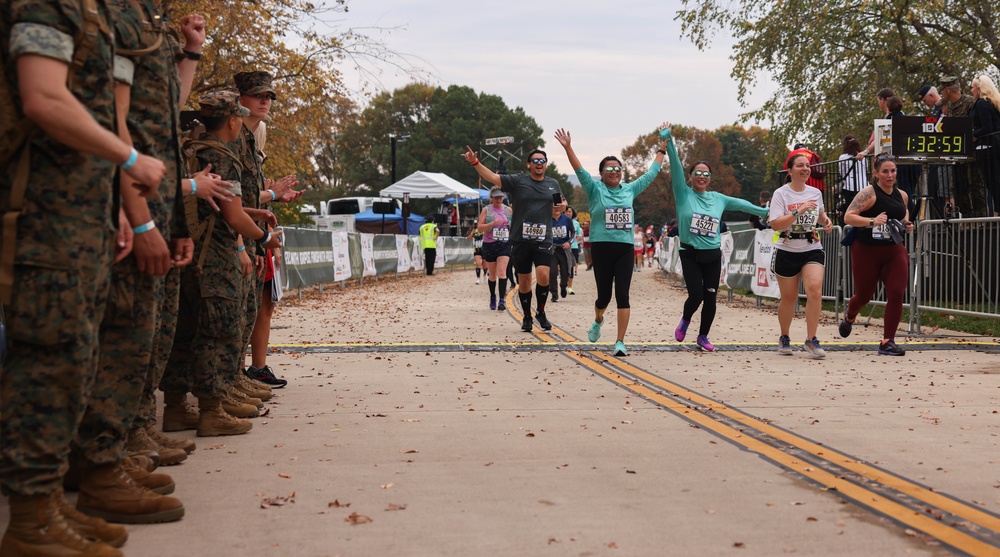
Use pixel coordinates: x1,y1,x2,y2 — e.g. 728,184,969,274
331,0,773,177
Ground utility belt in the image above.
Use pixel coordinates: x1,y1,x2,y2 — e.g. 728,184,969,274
779,230,819,243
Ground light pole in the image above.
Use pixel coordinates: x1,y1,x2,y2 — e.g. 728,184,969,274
390,134,410,185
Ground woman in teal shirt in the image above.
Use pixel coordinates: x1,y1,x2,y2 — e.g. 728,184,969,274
555,126,667,357
664,125,770,352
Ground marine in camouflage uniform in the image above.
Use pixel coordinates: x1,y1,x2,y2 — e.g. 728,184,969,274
74,0,195,481
942,76,988,217
0,0,138,553
164,90,273,436
232,71,271,386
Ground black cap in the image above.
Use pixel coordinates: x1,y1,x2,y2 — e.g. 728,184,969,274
917,84,932,99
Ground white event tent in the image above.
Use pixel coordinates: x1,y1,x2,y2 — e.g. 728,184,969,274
379,171,480,200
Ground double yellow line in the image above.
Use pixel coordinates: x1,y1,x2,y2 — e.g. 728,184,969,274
506,292,1000,555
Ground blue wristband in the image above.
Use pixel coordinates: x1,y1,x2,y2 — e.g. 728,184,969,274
189,178,197,196
237,245,246,252
132,220,155,234
267,189,276,201
259,231,271,245
121,148,138,170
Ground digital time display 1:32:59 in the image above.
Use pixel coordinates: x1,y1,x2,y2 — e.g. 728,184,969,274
902,134,964,154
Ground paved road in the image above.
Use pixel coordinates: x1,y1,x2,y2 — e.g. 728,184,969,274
10,264,999,556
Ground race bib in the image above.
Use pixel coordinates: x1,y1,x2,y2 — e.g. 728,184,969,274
871,223,889,241
689,212,720,238
791,209,819,233
493,227,510,242
605,207,633,230
522,222,547,241
552,225,568,239
474,239,483,249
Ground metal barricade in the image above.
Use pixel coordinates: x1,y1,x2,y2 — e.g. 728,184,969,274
911,217,1000,329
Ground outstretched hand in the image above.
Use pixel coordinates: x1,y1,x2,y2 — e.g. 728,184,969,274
658,122,672,142
460,145,478,164
554,128,571,148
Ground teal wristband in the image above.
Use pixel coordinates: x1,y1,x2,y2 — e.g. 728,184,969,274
121,148,138,170
267,189,276,201
132,220,155,234
237,245,246,252
189,178,197,195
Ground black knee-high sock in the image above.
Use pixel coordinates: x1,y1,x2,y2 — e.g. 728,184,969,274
535,284,549,312
519,291,532,316
476,268,481,278
498,278,508,300
488,280,496,296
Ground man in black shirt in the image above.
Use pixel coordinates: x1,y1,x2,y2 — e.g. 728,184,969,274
463,146,561,331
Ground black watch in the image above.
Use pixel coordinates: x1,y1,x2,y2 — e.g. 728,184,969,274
182,49,202,61
656,149,666,155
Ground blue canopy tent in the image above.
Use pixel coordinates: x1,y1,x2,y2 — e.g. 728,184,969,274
353,208,424,235
455,188,503,205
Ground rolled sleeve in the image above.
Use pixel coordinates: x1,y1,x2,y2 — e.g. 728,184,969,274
9,22,74,63
113,55,135,85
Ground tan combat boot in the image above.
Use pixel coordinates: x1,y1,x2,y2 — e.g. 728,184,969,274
76,464,184,524
197,398,252,437
235,373,272,401
54,489,128,548
126,428,186,466
145,425,195,454
220,391,259,418
227,384,263,409
0,492,123,557
121,457,175,495
162,392,199,432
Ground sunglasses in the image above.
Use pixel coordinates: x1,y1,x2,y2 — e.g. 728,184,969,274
692,170,712,178
603,166,623,173
530,158,547,164
875,154,895,162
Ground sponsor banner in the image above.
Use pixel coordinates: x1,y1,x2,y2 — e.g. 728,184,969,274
373,234,399,276
281,227,336,289
396,236,413,272
410,237,424,272
725,230,756,291
360,233,376,277
719,231,734,287
332,231,351,282
348,232,363,280
752,229,780,299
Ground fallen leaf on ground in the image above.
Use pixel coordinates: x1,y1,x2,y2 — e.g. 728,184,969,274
385,503,407,511
345,512,373,524
260,492,295,509
329,500,350,508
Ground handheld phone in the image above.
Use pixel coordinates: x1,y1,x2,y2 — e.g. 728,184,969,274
552,193,563,205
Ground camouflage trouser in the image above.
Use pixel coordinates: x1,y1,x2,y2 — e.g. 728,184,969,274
164,268,243,399
236,261,263,375
135,266,180,427
0,234,114,496
75,256,164,466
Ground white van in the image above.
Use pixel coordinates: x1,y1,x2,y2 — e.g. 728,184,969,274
321,197,400,216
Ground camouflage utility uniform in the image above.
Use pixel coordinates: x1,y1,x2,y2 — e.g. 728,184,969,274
165,107,246,400
74,0,190,466
0,0,118,496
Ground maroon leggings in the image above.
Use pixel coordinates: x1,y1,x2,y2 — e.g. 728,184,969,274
847,242,908,340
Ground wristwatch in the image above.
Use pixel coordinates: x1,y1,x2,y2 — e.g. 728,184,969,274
869,218,874,227
791,209,798,217
182,49,202,61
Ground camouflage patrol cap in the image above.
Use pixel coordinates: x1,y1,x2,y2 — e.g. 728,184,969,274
939,75,960,88
234,71,276,99
198,90,251,118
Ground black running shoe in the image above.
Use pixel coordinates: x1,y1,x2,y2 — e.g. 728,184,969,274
838,318,853,338
535,311,552,331
878,340,905,356
245,365,288,388
521,315,533,332
560,287,567,298
497,300,506,311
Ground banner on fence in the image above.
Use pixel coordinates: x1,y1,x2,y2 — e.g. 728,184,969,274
410,237,424,272
725,230,756,291
719,231,734,287
332,231,351,282
396,236,412,272
348,233,363,280
435,237,445,268
281,227,336,289
360,233,376,277
442,236,473,266
372,234,399,276
752,229,780,299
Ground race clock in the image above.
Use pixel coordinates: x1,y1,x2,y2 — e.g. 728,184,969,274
890,115,973,157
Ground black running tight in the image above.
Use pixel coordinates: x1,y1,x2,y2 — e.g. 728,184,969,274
679,247,722,336
590,242,634,310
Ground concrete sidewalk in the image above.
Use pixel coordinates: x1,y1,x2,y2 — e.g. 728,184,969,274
7,265,998,556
